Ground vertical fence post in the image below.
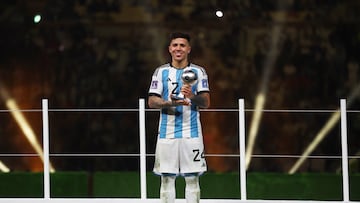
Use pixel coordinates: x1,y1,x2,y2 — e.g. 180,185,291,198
42,99,50,200
238,99,247,200
139,98,147,200
340,99,350,202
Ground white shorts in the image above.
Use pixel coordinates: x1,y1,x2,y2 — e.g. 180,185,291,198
153,137,207,176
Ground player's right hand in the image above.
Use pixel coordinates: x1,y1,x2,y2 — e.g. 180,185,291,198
170,96,191,106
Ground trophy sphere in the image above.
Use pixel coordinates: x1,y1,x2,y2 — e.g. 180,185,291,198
181,70,198,86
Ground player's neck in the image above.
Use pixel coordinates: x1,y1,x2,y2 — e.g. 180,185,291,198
171,60,189,69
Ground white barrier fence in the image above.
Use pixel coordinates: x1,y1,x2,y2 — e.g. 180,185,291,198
0,98,357,203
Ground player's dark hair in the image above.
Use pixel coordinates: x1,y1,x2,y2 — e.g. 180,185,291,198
169,32,191,44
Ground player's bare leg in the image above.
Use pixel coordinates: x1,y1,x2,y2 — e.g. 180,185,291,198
160,175,176,203
185,176,200,203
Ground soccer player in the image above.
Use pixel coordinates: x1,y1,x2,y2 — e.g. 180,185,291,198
148,32,210,203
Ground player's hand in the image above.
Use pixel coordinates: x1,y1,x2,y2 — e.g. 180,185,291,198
170,95,191,106
181,84,194,98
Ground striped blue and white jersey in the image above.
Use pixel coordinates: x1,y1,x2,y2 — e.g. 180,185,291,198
148,63,210,139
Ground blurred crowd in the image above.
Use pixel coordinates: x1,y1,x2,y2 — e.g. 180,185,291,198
0,0,359,172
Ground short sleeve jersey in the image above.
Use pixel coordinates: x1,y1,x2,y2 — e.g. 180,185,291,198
148,63,210,139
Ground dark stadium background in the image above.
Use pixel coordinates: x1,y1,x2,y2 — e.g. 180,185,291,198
0,0,359,176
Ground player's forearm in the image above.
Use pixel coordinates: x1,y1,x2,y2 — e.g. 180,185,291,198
148,96,173,109
190,93,210,108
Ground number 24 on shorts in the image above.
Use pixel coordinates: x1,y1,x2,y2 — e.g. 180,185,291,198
193,149,205,162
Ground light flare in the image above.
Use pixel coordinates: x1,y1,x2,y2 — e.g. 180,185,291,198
0,161,10,172
246,93,265,168
289,111,340,174
246,22,283,169
6,99,55,172
289,83,360,174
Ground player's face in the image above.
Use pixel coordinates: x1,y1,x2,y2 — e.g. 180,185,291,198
169,38,191,63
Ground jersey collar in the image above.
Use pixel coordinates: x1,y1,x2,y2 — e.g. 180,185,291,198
170,62,191,69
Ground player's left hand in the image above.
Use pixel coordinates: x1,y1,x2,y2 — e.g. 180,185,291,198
181,85,194,98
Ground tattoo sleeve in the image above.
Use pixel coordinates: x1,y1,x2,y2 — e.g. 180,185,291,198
190,92,210,108
148,96,172,109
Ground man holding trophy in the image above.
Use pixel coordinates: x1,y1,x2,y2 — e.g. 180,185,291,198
148,32,210,203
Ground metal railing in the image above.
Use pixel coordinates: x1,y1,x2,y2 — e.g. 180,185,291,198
0,98,357,203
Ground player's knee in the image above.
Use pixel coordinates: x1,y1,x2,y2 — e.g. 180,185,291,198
161,175,176,191
185,176,200,191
